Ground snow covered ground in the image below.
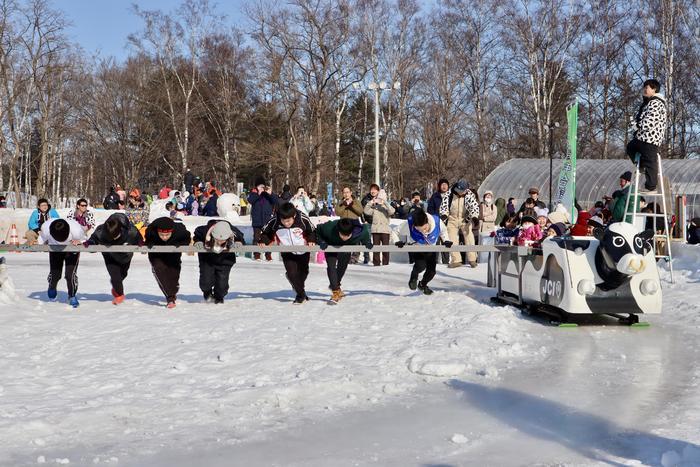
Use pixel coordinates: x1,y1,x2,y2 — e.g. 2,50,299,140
0,246,699,466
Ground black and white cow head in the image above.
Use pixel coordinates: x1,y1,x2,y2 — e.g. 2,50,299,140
594,222,654,275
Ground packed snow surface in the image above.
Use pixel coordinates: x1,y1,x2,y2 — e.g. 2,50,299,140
0,245,699,466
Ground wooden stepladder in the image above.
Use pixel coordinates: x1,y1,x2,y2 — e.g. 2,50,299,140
623,152,674,283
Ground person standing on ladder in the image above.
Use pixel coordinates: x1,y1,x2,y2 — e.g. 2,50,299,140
625,79,667,193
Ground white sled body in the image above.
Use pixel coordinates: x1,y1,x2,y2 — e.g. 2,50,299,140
497,234,662,315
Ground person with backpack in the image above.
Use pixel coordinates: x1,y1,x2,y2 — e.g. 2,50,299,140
193,219,246,304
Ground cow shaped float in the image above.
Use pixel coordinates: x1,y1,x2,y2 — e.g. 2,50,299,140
494,222,662,323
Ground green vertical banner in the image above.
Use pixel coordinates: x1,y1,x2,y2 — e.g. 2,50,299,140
555,101,578,224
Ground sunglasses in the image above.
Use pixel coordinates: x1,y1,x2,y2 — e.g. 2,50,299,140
78,204,87,207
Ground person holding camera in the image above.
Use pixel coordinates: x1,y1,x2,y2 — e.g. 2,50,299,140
290,185,315,215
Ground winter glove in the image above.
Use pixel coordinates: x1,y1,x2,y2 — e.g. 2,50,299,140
443,241,453,248
364,242,373,250
318,241,328,250
394,241,405,248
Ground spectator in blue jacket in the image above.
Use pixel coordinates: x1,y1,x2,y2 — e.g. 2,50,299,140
202,190,219,217
26,198,60,245
247,176,279,261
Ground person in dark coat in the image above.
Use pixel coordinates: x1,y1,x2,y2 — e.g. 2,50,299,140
359,184,380,264
87,212,142,304
193,219,245,304
316,218,372,303
202,190,219,216
687,218,700,245
247,177,279,261
279,184,293,203
183,168,195,192
144,217,191,308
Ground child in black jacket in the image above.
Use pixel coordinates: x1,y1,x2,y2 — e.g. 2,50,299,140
193,220,246,304
144,217,191,308
87,212,142,305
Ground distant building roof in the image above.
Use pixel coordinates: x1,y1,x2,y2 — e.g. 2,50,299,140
478,158,700,218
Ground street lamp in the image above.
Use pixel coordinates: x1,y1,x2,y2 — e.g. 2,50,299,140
547,121,560,210
353,80,400,186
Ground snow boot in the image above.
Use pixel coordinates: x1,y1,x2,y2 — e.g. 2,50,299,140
329,289,343,304
408,278,418,290
47,287,57,300
418,283,434,295
69,296,80,308
468,261,478,268
293,295,306,305
448,262,462,269
166,301,176,309
214,298,224,304
112,294,125,305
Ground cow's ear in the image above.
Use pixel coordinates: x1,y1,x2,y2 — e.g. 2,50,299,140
593,226,606,241
638,229,654,242
637,229,655,252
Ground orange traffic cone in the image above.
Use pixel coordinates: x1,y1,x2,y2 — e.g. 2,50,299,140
9,224,19,246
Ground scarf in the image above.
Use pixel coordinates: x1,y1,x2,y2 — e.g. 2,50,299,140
439,192,450,216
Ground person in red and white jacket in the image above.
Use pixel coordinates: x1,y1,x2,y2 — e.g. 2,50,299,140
39,218,87,308
258,202,317,304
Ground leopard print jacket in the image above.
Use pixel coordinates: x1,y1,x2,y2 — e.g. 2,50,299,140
634,95,667,147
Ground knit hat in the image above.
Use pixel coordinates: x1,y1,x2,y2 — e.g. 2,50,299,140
152,217,175,232
620,171,632,182
254,176,266,187
49,219,70,242
454,179,469,193
549,222,567,236
528,187,540,195
129,188,141,198
534,207,549,218
211,222,232,241
587,215,605,229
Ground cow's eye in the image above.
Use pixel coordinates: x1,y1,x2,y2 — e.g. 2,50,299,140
635,237,643,249
612,236,625,248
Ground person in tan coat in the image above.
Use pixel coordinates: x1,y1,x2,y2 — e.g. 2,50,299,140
479,191,498,234
363,188,395,266
446,180,479,268
335,187,364,220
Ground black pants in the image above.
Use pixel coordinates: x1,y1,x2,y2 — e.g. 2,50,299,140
282,253,310,297
253,228,272,260
149,254,182,302
410,252,438,285
103,253,132,296
626,138,659,190
199,261,233,300
325,252,351,290
48,252,80,297
372,233,390,265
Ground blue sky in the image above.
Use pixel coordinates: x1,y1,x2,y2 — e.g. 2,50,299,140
57,0,249,60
